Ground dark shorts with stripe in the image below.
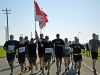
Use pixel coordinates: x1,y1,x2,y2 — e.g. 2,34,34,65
91,52,98,59
6,52,16,62
73,54,82,62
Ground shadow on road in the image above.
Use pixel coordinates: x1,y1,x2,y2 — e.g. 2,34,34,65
33,71,41,75
0,65,19,72
62,66,77,75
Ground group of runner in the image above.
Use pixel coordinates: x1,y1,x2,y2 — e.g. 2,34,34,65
3,32,100,75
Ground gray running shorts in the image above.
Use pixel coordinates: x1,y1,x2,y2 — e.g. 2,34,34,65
43,55,51,62
29,57,37,65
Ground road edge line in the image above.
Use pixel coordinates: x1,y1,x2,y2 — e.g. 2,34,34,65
82,62,100,75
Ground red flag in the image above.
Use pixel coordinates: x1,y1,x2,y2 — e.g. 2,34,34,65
39,21,46,29
39,11,48,29
34,1,44,21
41,11,48,23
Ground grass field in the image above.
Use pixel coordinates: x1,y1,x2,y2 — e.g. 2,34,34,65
0,47,18,58
82,49,100,61
0,47,6,58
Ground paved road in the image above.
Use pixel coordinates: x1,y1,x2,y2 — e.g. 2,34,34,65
0,56,100,75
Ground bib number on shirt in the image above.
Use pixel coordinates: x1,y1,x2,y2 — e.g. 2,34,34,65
19,47,25,53
45,48,52,53
65,47,70,49
8,45,15,51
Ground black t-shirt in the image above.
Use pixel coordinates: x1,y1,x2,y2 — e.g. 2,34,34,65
17,42,27,56
52,39,65,53
27,43,37,57
38,38,45,51
25,41,29,46
25,41,29,49
69,43,85,54
3,40,19,53
42,41,54,55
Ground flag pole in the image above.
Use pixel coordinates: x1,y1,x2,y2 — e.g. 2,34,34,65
35,20,36,32
40,8,43,34
40,28,42,34
34,0,36,35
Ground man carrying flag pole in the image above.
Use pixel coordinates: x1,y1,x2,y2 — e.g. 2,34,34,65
34,1,48,74
34,0,45,73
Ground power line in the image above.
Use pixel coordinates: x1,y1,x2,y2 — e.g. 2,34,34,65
0,2,31,32
11,12,31,32
9,17,29,33
2,8,11,41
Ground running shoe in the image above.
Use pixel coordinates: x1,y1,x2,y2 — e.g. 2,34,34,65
45,66,48,70
65,68,67,72
24,67,27,71
40,67,42,70
47,72,50,75
68,67,69,70
78,70,80,74
29,67,30,71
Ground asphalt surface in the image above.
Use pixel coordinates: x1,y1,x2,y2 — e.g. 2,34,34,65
0,56,100,75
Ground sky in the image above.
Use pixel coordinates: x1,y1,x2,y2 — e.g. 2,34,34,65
0,0,100,45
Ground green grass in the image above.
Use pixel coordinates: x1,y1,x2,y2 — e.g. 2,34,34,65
0,47,18,58
82,49,100,62
0,47,6,58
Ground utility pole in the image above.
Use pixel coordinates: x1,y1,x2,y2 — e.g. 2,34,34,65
31,32,32,38
5,26,7,42
2,8,11,41
78,32,81,39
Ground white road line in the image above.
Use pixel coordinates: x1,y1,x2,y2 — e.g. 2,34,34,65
82,62,100,75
